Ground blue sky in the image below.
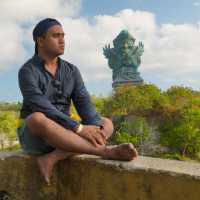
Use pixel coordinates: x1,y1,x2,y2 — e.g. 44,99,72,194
1,0,200,102
81,0,200,24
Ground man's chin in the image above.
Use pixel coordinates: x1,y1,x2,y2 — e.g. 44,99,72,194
56,50,64,56
59,51,64,55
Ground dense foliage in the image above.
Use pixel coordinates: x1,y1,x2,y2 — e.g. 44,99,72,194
102,84,168,117
115,117,150,148
101,84,200,160
0,111,20,150
0,102,21,112
159,86,200,158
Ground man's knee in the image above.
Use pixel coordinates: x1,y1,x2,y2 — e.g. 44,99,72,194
26,112,46,129
102,117,114,137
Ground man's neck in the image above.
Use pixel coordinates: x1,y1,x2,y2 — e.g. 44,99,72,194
38,51,58,68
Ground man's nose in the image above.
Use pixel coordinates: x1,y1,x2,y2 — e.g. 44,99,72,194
59,37,65,44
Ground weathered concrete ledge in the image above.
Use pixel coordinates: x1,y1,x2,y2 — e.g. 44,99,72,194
0,151,200,200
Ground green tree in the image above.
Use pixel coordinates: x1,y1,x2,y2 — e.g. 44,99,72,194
102,84,166,117
159,107,200,157
115,117,150,148
91,95,106,114
0,102,21,112
0,111,18,150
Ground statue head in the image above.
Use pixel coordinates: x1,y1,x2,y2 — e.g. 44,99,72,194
113,30,136,52
103,29,144,74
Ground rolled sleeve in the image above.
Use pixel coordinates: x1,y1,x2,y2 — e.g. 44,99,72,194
71,67,102,126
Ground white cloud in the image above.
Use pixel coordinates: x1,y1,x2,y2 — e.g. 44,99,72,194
0,0,81,22
142,23,200,71
193,2,200,6
1,5,200,93
0,0,82,71
0,22,27,68
60,10,157,82
59,9,200,91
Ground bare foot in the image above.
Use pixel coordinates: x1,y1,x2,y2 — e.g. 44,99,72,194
103,143,138,161
37,150,78,185
37,155,54,185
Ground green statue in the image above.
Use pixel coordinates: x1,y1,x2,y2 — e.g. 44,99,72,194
103,30,144,87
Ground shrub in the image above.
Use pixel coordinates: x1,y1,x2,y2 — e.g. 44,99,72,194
115,117,150,148
159,107,200,157
102,84,165,117
0,111,19,150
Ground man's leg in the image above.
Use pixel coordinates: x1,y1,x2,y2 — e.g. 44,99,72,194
36,116,114,184
37,149,77,184
101,117,114,140
26,112,138,184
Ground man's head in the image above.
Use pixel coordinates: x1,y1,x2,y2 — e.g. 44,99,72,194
33,18,65,56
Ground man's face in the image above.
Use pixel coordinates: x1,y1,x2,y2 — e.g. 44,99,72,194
38,25,65,56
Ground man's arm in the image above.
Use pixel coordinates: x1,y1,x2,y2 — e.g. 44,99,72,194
18,66,79,130
71,66,102,126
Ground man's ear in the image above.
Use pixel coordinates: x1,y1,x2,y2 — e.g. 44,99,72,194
37,37,44,48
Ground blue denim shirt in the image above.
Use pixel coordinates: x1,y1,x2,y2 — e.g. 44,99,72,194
18,54,102,130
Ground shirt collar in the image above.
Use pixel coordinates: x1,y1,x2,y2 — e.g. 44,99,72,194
32,54,45,66
32,54,62,68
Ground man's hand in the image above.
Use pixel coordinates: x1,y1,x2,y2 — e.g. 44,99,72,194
77,125,107,147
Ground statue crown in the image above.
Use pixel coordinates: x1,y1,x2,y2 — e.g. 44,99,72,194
113,29,135,47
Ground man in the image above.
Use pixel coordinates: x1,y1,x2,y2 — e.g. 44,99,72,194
17,18,138,185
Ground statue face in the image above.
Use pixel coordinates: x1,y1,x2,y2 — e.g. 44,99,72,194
119,39,135,55
115,39,135,53
124,42,128,49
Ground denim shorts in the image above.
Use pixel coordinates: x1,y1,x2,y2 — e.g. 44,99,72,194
17,121,55,155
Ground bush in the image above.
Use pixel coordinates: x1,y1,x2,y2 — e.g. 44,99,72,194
91,95,107,114
102,84,168,117
0,111,19,150
115,117,150,148
159,107,200,157
101,84,200,160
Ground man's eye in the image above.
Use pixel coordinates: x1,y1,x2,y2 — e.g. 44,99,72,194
52,34,65,38
53,34,59,38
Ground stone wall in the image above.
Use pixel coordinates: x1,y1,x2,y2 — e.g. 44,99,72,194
0,151,200,200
